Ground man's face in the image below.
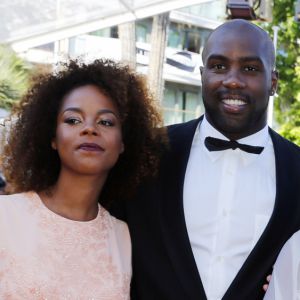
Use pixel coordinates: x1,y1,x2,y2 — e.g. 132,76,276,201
201,26,278,140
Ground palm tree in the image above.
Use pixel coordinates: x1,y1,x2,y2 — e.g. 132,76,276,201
0,45,31,109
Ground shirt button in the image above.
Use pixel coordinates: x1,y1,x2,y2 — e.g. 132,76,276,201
222,210,228,217
216,256,224,262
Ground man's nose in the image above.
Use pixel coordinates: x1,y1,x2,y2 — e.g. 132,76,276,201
222,70,246,89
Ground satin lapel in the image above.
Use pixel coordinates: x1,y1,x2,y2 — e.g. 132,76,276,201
159,117,207,300
223,129,300,299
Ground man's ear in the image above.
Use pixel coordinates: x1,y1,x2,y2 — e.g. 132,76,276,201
270,70,279,96
200,66,204,75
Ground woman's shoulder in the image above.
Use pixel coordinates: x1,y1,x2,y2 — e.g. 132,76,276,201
102,206,128,230
101,206,130,242
0,192,38,219
0,192,38,242
0,191,35,207
101,207,131,264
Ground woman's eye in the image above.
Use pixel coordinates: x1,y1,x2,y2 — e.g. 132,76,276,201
64,118,81,125
98,119,114,126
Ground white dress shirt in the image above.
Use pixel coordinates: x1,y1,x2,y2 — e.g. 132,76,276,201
183,116,276,300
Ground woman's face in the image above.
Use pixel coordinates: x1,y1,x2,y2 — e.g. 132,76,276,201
52,84,124,178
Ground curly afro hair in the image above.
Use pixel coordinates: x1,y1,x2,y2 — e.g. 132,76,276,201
3,58,167,206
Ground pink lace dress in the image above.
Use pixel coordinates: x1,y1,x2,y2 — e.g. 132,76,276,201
0,192,131,299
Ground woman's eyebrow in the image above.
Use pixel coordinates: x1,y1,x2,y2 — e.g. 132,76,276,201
62,107,118,117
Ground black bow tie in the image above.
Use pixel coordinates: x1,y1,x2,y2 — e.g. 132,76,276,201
205,136,264,154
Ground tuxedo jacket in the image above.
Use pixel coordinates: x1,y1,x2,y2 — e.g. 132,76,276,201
113,117,300,300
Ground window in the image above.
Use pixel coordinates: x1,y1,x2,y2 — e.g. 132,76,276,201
162,82,204,125
89,27,118,38
179,0,227,21
168,24,184,49
183,29,201,53
167,22,212,54
136,18,152,43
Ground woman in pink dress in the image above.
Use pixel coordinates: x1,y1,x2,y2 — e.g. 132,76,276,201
0,59,165,299
263,231,300,300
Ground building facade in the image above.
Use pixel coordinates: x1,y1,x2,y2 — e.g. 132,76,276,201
17,1,227,125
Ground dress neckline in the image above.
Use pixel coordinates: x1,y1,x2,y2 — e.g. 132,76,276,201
29,191,101,225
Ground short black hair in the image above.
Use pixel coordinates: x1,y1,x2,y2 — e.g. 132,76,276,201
202,19,276,70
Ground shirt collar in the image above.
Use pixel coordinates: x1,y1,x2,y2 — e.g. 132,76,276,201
198,115,270,164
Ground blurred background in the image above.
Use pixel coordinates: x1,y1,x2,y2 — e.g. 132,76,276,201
0,0,299,139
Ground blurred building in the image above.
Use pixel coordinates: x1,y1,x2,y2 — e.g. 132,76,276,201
1,0,227,125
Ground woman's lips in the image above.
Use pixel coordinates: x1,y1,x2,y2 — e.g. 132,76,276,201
78,143,104,152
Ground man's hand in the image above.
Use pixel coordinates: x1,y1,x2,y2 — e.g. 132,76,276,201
263,275,272,292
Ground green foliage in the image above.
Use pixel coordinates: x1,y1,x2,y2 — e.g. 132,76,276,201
279,99,300,144
261,0,300,145
0,45,31,109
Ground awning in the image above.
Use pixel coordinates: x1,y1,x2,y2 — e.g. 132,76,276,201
0,0,214,52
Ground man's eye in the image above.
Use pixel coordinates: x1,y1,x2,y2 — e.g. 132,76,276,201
64,118,81,125
212,64,226,70
98,119,114,126
244,66,258,72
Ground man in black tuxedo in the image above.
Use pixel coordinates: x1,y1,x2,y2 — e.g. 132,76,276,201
114,19,300,300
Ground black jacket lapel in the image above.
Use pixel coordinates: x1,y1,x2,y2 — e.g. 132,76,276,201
223,128,300,299
159,117,207,300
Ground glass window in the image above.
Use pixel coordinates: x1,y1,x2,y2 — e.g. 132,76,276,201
89,27,118,38
168,23,212,54
168,23,184,49
89,28,111,37
136,18,152,43
183,29,201,53
162,83,204,125
179,0,227,21
136,23,148,42
162,86,177,125
168,30,181,49
184,91,203,122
